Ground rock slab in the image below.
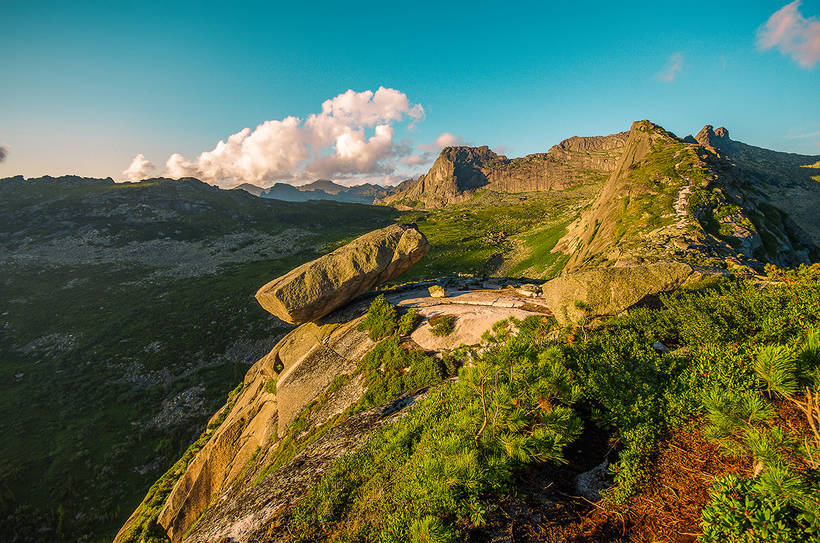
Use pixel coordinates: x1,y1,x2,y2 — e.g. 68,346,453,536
255,224,430,324
540,261,703,324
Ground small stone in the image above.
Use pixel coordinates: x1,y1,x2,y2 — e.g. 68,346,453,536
652,341,670,354
428,285,446,298
574,459,611,500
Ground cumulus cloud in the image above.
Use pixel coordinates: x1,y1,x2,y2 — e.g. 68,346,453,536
758,1,820,68
0,146,6,163
419,132,465,151
122,153,155,181
656,52,684,82
402,155,430,166
127,87,425,187
400,132,469,167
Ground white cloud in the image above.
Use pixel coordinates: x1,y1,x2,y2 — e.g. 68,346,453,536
400,132,471,170
784,129,820,139
758,1,820,68
126,87,425,187
656,52,684,83
402,155,429,166
419,132,465,151
122,153,155,181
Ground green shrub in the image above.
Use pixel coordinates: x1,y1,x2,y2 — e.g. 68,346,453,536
398,309,421,336
291,265,820,539
358,295,398,341
292,319,583,542
408,515,459,543
754,345,797,398
429,315,456,337
354,337,449,412
264,378,277,395
699,325,820,541
700,475,818,543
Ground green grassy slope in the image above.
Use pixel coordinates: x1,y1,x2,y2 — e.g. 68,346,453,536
395,185,600,282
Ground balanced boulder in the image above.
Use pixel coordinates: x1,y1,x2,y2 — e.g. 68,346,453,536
255,224,430,324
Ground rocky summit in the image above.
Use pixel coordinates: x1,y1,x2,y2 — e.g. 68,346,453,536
255,224,430,323
378,132,629,208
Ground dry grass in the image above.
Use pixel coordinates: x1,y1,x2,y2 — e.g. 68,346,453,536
481,423,752,543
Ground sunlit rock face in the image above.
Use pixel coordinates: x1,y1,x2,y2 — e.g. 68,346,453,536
255,224,430,324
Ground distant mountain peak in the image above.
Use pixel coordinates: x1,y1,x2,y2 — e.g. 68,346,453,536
299,179,346,194
231,182,265,196
261,179,392,204
695,124,733,151
380,132,629,208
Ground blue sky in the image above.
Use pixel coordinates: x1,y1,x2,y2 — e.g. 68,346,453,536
1,0,819,186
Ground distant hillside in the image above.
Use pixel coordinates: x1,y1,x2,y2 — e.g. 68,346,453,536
555,120,820,272
299,179,346,194
0,175,399,542
231,182,265,196
379,120,820,275
260,179,394,204
378,132,629,208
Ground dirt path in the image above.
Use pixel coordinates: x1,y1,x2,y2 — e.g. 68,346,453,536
673,157,694,230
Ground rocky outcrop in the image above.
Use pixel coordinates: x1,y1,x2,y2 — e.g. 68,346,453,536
694,125,820,249
118,277,556,543
174,287,552,542
183,390,431,543
540,261,704,324
553,120,691,270
137,301,375,543
255,224,430,323
695,125,735,155
379,133,628,208
381,146,499,207
272,315,373,431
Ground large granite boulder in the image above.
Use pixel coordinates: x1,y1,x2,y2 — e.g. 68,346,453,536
540,261,704,324
255,224,429,324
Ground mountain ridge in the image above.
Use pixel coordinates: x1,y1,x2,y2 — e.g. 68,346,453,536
379,131,629,208
259,180,394,204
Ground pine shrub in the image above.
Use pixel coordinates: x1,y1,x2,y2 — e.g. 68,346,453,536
429,315,456,337
358,295,398,341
